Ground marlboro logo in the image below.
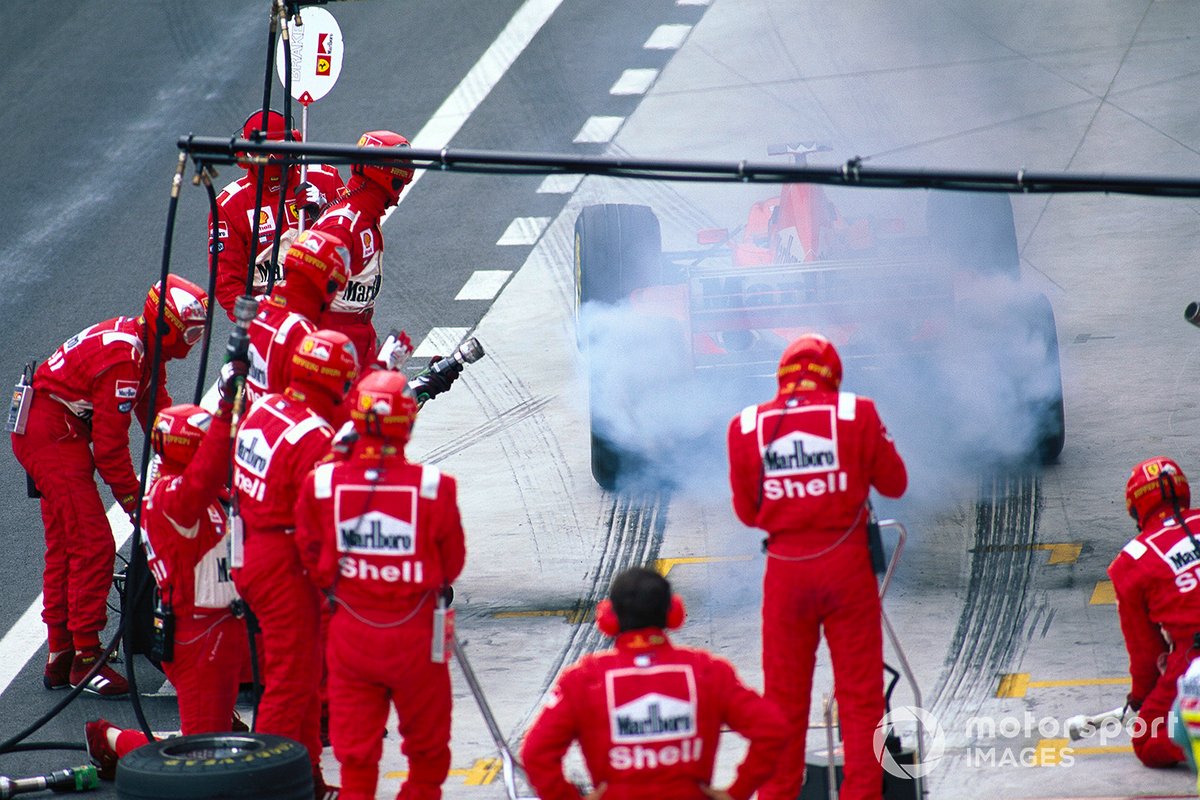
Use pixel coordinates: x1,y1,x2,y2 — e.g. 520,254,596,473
758,406,840,476
606,665,697,743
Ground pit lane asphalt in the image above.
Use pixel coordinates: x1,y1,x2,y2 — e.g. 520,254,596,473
2,2,1199,800
0,0,705,792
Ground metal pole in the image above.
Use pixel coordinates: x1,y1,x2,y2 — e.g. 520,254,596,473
450,632,537,800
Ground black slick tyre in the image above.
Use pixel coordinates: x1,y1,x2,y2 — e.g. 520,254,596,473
574,203,665,490
115,733,313,800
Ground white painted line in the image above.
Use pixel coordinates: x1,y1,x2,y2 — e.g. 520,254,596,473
644,23,692,50
537,173,584,194
574,116,625,144
0,504,133,696
677,0,711,5
414,327,470,359
0,0,569,699
381,0,567,224
610,68,659,96
497,217,551,246
456,270,513,301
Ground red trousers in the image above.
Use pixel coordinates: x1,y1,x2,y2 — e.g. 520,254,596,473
167,611,251,735
324,318,378,372
12,396,115,643
759,542,884,800
233,536,324,779
1133,647,1196,767
327,609,451,800
110,612,251,757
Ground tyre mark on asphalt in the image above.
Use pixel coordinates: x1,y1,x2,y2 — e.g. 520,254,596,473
508,489,669,741
930,470,1041,725
418,395,555,465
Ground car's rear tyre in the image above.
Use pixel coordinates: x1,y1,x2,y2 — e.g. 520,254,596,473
1027,292,1066,463
116,733,312,800
926,190,1021,280
575,204,665,490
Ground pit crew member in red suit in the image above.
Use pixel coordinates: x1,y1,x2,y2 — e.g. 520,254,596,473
521,566,788,800
1109,456,1200,768
296,370,466,800
726,333,907,800
82,364,251,779
244,228,351,407
313,130,414,367
12,275,208,697
210,108,344,319
233,329,359,798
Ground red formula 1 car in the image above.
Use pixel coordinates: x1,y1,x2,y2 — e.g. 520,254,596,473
574,144,1065,491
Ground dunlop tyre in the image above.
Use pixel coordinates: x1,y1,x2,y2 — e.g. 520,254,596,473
115,733,312,800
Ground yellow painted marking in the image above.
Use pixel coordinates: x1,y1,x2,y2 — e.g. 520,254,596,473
1031,738,1071,766
385,758,500,786
971,542,1082,564
1032,739,1132,765
654,555,754,577
464,758,503,786
1090,580,1116,605
494,609,570,619
996,673,1030,698
1036,543,1083,565
997,674,1130,697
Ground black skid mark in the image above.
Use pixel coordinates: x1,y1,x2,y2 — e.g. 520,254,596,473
508,489,670,739
419,394,555,465
931,470,1042,724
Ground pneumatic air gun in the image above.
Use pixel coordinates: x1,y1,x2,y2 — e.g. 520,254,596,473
410,337,485,407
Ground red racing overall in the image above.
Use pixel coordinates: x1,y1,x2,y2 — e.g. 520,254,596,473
232,388,337,789
727,379,906,800
312,179,390,367
210,163,344,318
12,317,170,655
245,301,319,408
296,443,466,800
142,411,249,734
1109,508,1200,767
521,629,789,800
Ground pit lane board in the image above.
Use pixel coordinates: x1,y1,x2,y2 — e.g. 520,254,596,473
275,6,343,106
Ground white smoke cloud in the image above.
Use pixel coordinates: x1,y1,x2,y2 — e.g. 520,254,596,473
573,191,1064,515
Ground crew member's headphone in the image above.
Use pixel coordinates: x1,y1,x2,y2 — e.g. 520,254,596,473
594,595,686,637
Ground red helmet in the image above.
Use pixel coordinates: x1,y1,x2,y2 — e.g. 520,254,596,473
238,109,300,182
352,130,414,203
349,370,418,445
777,333,842,393
143,275,209,360
290,329,359,400
281,229,350,305
151,404,211,474
240,108,298,143
1126,457,1190,528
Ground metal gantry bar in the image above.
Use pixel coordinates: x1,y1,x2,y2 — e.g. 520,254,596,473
180,135,1200,197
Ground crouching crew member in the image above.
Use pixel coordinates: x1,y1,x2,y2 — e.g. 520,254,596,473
297,370,466,800
521,567,788,800
1110,457,1200,767
84,361,250,778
